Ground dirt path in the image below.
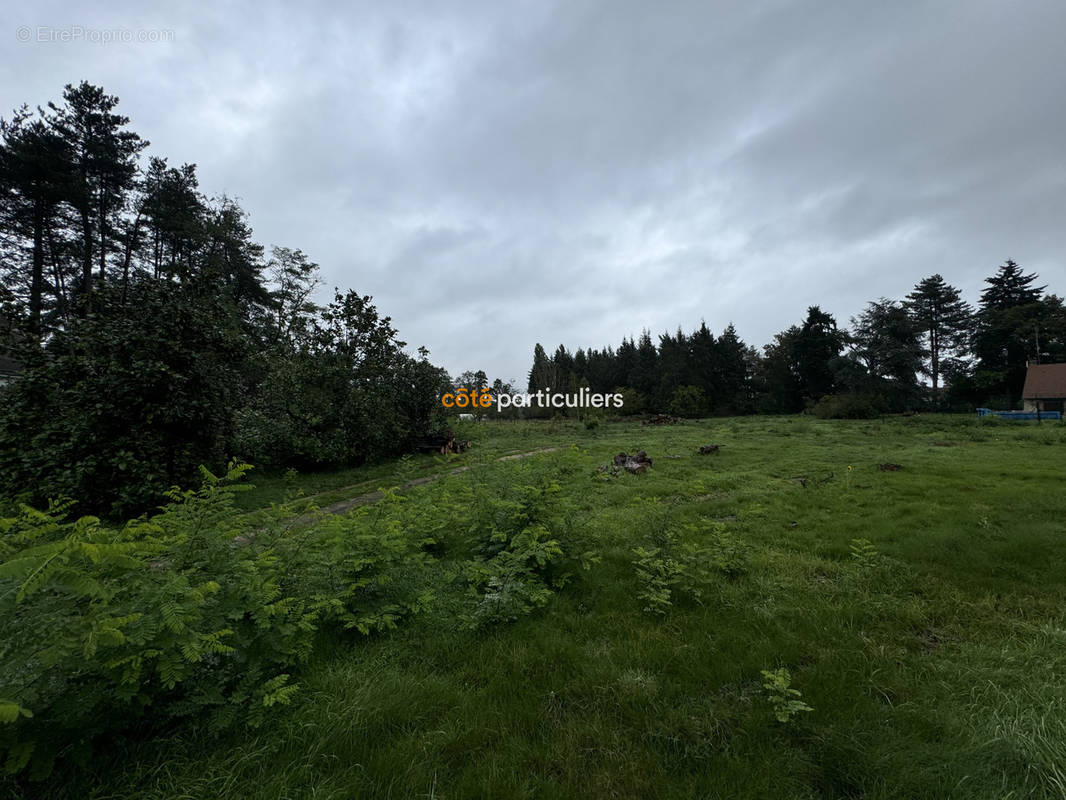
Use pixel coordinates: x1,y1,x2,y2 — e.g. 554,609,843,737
308,446,563,517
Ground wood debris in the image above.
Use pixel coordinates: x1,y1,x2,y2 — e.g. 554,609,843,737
610,450,654,474
414,429,471,455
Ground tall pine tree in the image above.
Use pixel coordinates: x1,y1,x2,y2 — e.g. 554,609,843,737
973,260,1045,404
904,274,972,403
48,82,147,300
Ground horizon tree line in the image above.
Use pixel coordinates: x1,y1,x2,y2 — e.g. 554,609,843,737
504,260,1065,417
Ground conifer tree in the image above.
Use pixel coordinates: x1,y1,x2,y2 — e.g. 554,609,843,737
904,274,972,401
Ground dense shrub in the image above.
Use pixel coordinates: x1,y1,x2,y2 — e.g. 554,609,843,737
612,386,644,416
235,290,451,470
0,282,249,517
234,350,440,468
669,385,706,418
456,454,598,625
0,462,434,779
0,282,452,517
810,393,883,419
632,520,749,615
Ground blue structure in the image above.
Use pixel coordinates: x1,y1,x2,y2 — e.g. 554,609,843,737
977,407,1062,420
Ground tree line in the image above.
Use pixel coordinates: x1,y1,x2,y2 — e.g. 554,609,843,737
518,262,1065,418
0,82,450,516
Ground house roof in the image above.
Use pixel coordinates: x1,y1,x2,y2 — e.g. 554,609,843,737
1022,363,1066,399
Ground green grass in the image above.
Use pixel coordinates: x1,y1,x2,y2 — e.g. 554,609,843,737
232,418,591,512
14,415,1066,799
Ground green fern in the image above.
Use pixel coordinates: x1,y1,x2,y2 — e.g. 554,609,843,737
761,668,814,723
0,458,444,777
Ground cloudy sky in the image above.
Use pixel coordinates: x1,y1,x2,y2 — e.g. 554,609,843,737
3,1,1065,382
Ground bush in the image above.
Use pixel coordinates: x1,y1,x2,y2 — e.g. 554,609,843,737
0,462,433,779
463,524,565,626
632,520,749,615
760,668,813,723
580,408,605,430
810,393,882,419
612,386,644,416
668,385,706,418
0,283,452,517
458,455,598,626
235,291,451,470
0,281,249,518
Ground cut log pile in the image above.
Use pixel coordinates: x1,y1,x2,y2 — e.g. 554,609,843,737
614,450,654,474
597,450,654,477
414,429,471,455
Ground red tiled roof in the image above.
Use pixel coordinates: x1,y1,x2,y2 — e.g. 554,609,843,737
1022,363,1066,399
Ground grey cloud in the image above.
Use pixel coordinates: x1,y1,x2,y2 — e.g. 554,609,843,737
2,0,1065,382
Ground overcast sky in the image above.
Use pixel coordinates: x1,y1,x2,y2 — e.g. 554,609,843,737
3,1,1065,383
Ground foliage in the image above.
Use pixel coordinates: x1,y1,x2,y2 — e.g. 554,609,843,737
972,261,1065,405
0,84,452,517
668,385,706,418
0,280,250,517
580,407,604,429
237,283,451,470
809,393,882,419
522,320,753,418
758,326,804,413
460,455,597,626
3,417,1066,798
0,462,433,778
632,520,749,615
760,668,813,724
463,524,565,626
520,267,1063,415
848,537,880,567
904,274,973,401
847,299,924,410
793,306,847,402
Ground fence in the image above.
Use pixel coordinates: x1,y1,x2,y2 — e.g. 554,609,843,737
976,408,1063,421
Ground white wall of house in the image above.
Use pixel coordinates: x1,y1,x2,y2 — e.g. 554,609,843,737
1023,398,1065,412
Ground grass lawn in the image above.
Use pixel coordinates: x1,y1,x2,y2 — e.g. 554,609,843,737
231,418,586,513
14,415,1066,799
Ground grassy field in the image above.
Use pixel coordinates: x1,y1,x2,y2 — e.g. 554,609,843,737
15,415,1066,799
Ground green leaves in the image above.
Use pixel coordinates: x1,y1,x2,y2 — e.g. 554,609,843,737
760,668,813,724
0,701,33,723
0,461,435,777
458,459,593,628
849,537,880,567
259,674,298,708
0,280,253,518
235,286,450,472
632,521,749,616
464,522,567,627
